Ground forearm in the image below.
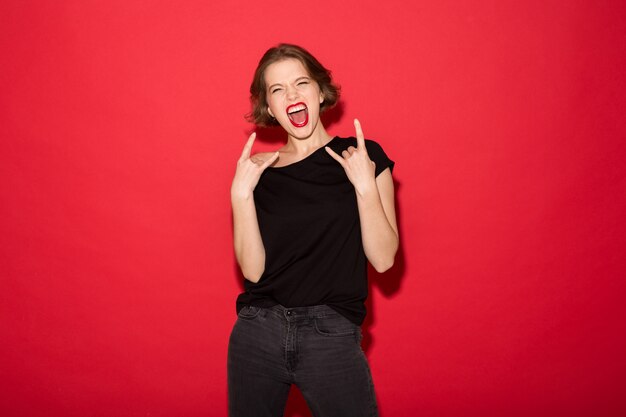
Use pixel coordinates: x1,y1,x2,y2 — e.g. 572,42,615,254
231,194,265,282
356,180,399,273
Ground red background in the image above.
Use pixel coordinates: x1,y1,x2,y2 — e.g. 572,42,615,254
2,1,626,416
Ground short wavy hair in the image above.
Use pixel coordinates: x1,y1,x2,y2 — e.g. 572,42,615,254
247,44,340,127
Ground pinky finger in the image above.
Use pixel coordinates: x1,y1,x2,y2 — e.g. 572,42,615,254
354,119,366,149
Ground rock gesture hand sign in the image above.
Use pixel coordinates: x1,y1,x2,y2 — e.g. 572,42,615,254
325,119,377,196
231,132,279,200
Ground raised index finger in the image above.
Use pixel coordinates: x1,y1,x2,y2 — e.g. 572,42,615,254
240,132,256,160
354,119,367,152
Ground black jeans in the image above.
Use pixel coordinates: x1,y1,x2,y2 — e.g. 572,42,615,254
228,304,378,417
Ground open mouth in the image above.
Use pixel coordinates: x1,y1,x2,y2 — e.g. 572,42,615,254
286,102,308,128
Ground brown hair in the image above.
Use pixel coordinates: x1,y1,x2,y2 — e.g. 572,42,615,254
247,44,340,126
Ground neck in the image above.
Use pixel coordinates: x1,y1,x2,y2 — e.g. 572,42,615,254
285,123,333,155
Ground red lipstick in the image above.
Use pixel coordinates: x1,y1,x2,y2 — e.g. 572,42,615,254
286,102,308,128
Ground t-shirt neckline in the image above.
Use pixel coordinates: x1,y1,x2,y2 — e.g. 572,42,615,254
266,136,339,170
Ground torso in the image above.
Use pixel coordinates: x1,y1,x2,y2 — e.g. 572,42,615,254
237,136,394,326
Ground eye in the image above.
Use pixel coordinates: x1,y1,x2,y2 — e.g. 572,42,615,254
271,87,283,94
297,80,309,86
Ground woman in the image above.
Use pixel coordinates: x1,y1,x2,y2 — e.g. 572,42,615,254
228,43,398,417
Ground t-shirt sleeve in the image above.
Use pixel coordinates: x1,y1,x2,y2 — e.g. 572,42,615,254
365,139,395,177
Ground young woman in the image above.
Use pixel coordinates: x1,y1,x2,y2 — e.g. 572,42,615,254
228,43,398,417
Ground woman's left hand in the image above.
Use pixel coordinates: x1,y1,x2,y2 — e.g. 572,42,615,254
325,119,377,196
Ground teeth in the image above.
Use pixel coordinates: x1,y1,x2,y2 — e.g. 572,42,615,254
287,104,307,114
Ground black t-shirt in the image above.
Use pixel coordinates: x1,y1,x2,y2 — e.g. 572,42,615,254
235,136,395,325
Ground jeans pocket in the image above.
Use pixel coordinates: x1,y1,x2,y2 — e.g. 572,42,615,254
314,313,358,337
238,305,261,320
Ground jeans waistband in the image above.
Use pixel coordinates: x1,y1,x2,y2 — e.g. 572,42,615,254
268,304,337,320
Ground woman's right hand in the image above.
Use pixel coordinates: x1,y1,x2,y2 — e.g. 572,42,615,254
231,132,279,200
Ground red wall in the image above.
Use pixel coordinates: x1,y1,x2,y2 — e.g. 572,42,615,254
2,1,625,416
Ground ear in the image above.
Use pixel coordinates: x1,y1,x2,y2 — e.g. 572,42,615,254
319,92,324,104
267,107,274,118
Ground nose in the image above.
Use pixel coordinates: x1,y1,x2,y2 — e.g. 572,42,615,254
286,85,299,101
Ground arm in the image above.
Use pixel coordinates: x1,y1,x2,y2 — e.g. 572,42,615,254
231,133,279,282
325,119,399,272
355,168,398,272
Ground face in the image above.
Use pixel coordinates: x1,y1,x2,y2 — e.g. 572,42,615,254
264,58,325,140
